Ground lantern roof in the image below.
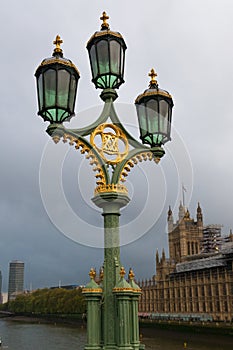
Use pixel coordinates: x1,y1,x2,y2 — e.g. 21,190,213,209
135,68,173,104
86,11,127,49
35,35,80,76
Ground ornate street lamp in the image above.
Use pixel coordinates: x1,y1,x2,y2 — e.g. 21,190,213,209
35,12,174,350
35,35,80,123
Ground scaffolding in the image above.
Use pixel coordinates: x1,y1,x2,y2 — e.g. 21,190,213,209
201,225,222,253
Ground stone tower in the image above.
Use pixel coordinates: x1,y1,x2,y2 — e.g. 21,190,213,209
168,203,203,263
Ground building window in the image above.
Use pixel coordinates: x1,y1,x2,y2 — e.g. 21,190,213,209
222,284,226,295
187,242,190,255
191,242,195,255
224,301,228,312
203,302,206,312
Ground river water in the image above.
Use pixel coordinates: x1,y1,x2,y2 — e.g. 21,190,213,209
0,319,232,350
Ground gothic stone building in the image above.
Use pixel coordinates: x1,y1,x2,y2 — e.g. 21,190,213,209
138,203,233,322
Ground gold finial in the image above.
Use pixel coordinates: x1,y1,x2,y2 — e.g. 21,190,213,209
100,11,110,30
99,267,104,281
53,35,63,54
89,268,96,280
120,266,126,278
149,68,158,87
128,268,135,280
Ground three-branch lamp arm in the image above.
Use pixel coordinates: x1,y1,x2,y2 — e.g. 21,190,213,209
35,12,174,191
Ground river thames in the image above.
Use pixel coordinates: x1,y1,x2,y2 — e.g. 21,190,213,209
0,319,232,349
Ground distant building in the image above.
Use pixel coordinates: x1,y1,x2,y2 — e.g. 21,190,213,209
139,203,233,322
8,260,24,302
1,293,8,304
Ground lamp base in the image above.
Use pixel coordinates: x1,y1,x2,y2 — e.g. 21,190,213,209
100,88,118,102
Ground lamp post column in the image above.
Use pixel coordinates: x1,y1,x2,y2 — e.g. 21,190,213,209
128,270,143,350
92,192,130,349
82,269,102,350
113,267,133,350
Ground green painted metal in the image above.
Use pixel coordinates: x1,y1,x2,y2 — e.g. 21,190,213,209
70,96,113,137
46,123,110,186
44,90,168,350
44,95,166,349
108,101,147,150
114,293,133,350
112,146,165,185
69,91,149,149
113,275,133,350
83,278,102,350
128,279,142,350
92,193,130,349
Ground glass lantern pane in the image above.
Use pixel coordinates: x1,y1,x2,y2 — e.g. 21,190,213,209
44,69,56,107
154,134,163,145
90,45,98,77
146,99,159,134
68,74,77,112
145,135,152,144
57,69,70,108
37,74,43,110
109,75,117,88
57,109,68,122
97,40,110,74
96,76,105,89
159,100,169,134
46,108,57,121
120,45,125,76
110,40,120,74
167,108,172,137
136,104,147,137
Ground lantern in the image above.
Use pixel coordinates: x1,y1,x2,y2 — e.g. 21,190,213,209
35,35,80,123
135,69,174,147
87,12,127,90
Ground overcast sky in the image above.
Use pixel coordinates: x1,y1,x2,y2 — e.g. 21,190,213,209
1,0,233,293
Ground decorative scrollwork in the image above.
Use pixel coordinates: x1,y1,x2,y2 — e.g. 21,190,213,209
52,133,107,188
119,151,160,183
94,183,128,196
50,129,161,195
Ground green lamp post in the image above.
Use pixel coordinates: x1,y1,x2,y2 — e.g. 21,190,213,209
35,12,174,350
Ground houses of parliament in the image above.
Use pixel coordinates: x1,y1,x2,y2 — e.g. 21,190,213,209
138,203,233,322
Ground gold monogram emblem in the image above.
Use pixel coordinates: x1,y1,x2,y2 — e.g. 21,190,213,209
90,124,129,165
102,133,119,154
